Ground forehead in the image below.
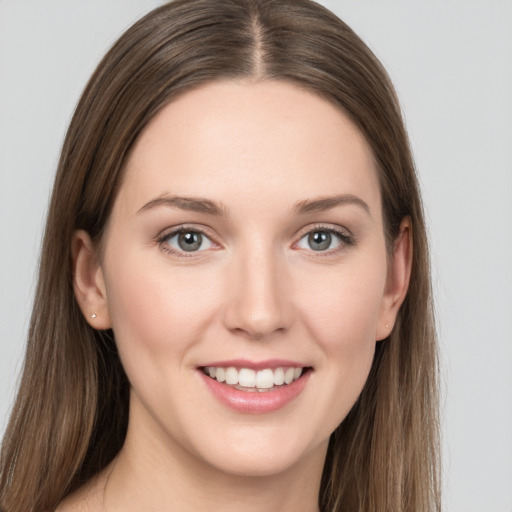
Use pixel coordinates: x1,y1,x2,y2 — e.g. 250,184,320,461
120,80,381,217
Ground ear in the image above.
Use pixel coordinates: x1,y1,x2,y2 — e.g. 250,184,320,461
72,230,111,329
376,217,413,341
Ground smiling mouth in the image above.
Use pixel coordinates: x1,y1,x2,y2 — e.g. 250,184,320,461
200,366,311,393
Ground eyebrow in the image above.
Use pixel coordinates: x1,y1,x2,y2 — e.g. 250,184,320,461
294,194,371,216
137,195,227,216
137,193,370,217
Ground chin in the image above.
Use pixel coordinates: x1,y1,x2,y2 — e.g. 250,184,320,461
187,425,329,479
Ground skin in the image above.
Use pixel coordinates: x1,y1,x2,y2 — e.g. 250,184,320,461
64,80,411,511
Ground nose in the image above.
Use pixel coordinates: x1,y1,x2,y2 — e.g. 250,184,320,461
222,246,292,340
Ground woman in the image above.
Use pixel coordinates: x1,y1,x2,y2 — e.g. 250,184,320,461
0,0,440,511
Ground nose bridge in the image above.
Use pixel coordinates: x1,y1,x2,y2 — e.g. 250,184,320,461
223,238,290,339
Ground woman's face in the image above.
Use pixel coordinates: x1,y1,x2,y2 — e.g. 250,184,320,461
83,80,405,478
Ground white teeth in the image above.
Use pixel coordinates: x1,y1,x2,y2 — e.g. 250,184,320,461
238,368,256,387
273,367,285,385
284,367,294,385
216,367,226,383
225,367,238,385
204,365,306,390
256,369,274,389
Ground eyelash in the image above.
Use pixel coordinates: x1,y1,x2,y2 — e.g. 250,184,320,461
157,225,217,257
294,224,356,256
156,224,356,257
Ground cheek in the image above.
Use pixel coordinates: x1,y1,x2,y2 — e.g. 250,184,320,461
295,254,387,424
103,252,222,364
297,256,387,350
303,271,382,375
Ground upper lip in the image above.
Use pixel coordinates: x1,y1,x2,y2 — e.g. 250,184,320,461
198,359,310,371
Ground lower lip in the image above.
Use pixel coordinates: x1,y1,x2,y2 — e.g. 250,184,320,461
199,370,310,414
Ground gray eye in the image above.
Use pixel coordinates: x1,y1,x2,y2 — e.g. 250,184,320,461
177,231,203,251
307,231,332,251
296,229,344,252
164,230,213,253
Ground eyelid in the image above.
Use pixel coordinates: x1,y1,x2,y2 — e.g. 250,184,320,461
154,222,355,257
156,224,221,256
292,223,356,254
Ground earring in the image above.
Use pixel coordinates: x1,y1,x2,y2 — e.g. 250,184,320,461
90,313,97,319
385,323,389,329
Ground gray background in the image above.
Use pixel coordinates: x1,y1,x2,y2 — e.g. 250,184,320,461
1,1,511,510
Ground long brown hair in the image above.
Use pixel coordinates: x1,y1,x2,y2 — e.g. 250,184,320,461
0,1,440,510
